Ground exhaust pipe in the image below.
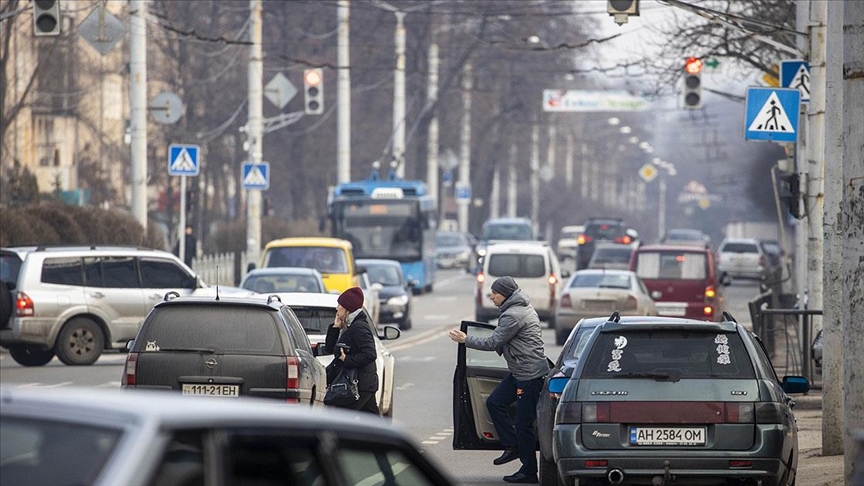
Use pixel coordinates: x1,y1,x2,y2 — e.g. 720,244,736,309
608,468,624,485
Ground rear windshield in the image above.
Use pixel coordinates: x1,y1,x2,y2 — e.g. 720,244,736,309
570,273,631,289
264,247,348,274
436,233,465,247
141,305,283,355
242,274,322,293
666,230,704,241
482,224,533,241
560,230,581,239
487,254,545,278
292,307,336,334
582,330,755,379
561,324,600,367
585,223,624,239
635,251,707,280
721,242,759,253
590,247,633,264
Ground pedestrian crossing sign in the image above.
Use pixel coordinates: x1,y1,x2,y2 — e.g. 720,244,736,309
780,60,810,103
744,87,800,143
242,162,270,190
168,144,200,176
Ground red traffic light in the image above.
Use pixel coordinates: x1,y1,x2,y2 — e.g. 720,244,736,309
304,69,322,87
685,57,703,74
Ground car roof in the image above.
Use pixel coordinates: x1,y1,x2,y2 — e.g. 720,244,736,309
263,237,352,250
357,258,402,267
720,237,760,244
483,217,531,226
561,225,584,232
600,319,739,333
269,292,339,308
593,242,634,249
485,241,549,254
245,267,323,277
573,269,634,276
154,294,283,310
636,244,711,253
2,246,176,258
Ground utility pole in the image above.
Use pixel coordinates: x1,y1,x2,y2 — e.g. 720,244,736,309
426,41,439,207
546,124,556,172
457,63,472,233
793,0,809,327
565,133,573,188
393,11,406,177
530,120,539,234
658,175,666,239
337,0,351,184
507,143,517,218
129,0,148,230
246,0,263,266
490,167,500,219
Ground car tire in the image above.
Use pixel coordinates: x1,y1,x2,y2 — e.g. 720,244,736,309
538,453,564,486
399,314,412,331
0,280,12,328
55,318,105,366
555,328,569,346
424,283,433,294
8,344,55,367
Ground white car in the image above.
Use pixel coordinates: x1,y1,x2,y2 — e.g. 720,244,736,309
557,224,585,263
716,237,766,280
273,292,399,417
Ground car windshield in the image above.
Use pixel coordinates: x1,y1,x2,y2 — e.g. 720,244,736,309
264,246,348,274
570,273,631,289
635,251,707,280
482,224,532,241
722,242,759,253
0,417,123,486
581,330,755,379
591,247,633,264
242,274,322,293
487,254,545,278
585,223,624,239
436,233,465,247
365,264,402,287
560,231,580,239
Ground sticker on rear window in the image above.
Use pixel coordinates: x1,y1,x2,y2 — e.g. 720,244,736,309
145,341,160,351
715,334,730,365
607,335,627,372
614,336,628,349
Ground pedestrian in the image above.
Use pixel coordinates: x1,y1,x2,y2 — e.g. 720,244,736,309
323,287,380,415
173,225,197,267
449,276,549,484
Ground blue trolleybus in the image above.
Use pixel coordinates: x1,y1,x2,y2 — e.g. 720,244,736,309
328,173,436,293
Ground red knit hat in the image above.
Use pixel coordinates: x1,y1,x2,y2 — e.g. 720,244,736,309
337,287,364,313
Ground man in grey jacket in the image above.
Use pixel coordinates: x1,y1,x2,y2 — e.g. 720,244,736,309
449,276,549,484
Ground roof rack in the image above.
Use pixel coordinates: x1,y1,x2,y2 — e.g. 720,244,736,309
722,311,737,323
608,310,621,322
33,245,153,252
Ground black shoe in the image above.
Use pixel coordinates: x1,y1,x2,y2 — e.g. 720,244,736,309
493,447,519,466
503,471,538,484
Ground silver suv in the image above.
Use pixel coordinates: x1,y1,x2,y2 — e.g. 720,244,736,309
0,246,229,367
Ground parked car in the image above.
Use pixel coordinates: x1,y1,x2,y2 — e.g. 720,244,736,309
553,269,655,345
0,246,247,367
659,228,712,248
0,386,455,486
632,244,730,321
258,237,363,293
358,258,415,330
716,237,767,281
240,267,326,293
435,231,474,269
473,217,535,271
539,314,809,486
475,241,566,328
586,243,634,270
272,292,400,417
121,293,327,406
575,218,632,270
557,225,585,265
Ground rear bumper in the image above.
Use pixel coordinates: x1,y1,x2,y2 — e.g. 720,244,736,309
718,265,764,280
0,319,53,347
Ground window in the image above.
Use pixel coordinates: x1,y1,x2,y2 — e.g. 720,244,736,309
140,259,195,289
97,257,139,288
465,326,508,370
281,308,313,353
292,307,336,334
569,273,631,290
148,431,204,486
41,257,83,286
561,324,600,367
337,444,437,486
585,222,625,240
225,433,325,486
243,275,322,293
487,254,545,278
482,223,532,241
636,251,707,280
366,264,402,286
264,247,348,274
721,242,759,253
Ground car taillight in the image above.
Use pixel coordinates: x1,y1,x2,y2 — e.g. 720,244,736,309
122,352,138,388
555,402,583,424
755,402,785,423
15,292,34,317
724,402,754,423
585,460,608,468
577,235,590,245
548,274,557,307
704,286,716,299
548,274,557,285
476,272,485,306
581,402,611,422
620,294,638,310
703,305,714,316
615,235,631,245
477,272,485,283
286,357,300,404
560,294,572,308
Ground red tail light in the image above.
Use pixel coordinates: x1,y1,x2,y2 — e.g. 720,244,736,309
585,460,608,468
15,292,34,317
703,305,714,316
614,235,632,245
724,402,754,423
755,402,785,423
122,352,138,387
476,272,485,283
582,402,611,422
476,272,485,306
560,294,572,308
548,274,557,285
577,234,590,245
286,357,300,403
548,274,557,307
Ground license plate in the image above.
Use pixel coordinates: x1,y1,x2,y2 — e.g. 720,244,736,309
181,384,239,397
583,301,614,312
656,303,687,316
629,427,706,446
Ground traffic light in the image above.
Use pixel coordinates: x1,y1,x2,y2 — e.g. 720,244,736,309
33,0,61,36
303,68,324,115
683,56,703,109
607,0,639,25
778,172,801,218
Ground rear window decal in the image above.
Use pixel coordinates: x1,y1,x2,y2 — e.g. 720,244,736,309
715,334,730,365
614,336,628,349
607,335,627,372
607,360,622,372
145,341,160,351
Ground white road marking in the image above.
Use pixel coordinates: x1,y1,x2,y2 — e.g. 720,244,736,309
15,383,42,388
97,381,121,388
421,440,440,445
394,383,415,391
42,381,73,388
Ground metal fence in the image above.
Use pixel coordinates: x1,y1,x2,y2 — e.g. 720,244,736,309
192,251,249,287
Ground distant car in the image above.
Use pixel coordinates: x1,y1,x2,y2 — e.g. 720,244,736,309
473,217,535,270
575,218,632,270
358,259,415,330
716,238,767,281
586,243,634,270
0,387,456,486
659,228,712,248
435,231,474,269
759,239,785,282
259,237,363,293
553,269,655,345
273,292,401,418
240,267,326,293
557,225,585,264
538,315,810,486
122,294,327,406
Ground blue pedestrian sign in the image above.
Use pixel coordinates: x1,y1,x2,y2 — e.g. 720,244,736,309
168,144,200,176
242,162,270,190
780,60,810,103
442,169,452,187
744,87,800,143
455,182,471,203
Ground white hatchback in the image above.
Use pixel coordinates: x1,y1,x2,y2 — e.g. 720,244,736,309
716,238,766,280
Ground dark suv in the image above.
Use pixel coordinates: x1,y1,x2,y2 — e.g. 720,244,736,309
576,219,631,270
122,294,327,405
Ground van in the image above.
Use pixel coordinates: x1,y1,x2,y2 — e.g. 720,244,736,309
474,242,566,327
260,237,361,293
631,244,730,321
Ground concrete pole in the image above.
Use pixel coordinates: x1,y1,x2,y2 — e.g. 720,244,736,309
129,0,148,230
581,143,589,201
530,121,540,235
794,0,809,316
565,133,573,188
178,176,186,263
490,166,500,219
393,11,407,178
426,42,439,206
821,0,844,456
806,0,825,341
507,143,517,218
337,0,351,184
246,0,263,266
658,176,667,240
547,124,556,172
457,63,472,233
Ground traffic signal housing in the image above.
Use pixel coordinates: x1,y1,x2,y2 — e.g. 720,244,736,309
778,172,801,218
303,68,324,115
608,0,639,25
33,0,61,36
683,57,703,109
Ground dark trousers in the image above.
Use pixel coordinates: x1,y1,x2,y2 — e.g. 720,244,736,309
486,373,544,474
349,390,380,415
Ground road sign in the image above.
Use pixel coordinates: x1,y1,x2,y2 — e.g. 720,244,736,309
168,144,200,176
442,169,453,187
455,182,471,204
77,7,125,56
152,92,184,124
780,60,810,103
638,163,658,183
744,87,800,143
265,73,297,110
242,162,270,190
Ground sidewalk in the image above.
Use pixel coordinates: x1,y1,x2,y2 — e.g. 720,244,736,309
792,389,844,486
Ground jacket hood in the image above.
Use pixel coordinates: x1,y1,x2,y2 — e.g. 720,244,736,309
499,288,530,311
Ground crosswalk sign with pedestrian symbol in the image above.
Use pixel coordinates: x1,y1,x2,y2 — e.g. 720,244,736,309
168,144,200,176
744,87,800,143
780,60,810,103
242,162,270,190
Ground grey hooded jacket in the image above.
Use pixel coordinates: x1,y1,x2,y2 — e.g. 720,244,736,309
464,289,549,381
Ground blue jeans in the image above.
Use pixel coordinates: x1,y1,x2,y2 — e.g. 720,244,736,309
486,373,544,474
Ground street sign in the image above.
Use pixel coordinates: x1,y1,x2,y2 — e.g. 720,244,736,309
242,162,270,190
543,90,649,112
152,92,184,125
442,169,453,187
455,182,471,204
744,87,800,143
638,163,658,183
265,73,298,110
168,144,200,176
77,7,125,56
780,60,810,103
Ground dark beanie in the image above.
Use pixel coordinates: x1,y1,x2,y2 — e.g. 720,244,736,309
491,276,519,299
337,287,364,312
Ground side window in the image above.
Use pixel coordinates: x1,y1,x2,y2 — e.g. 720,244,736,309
749,333,780,382
148,431,204,486
281,308,312,353
337,444,437,486
225,433,325,486
139,258,195,289
41,257,83,286
94,257,139,288
83,258,101,286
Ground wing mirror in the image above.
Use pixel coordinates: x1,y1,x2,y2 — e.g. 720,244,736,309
371,282,384,292
547,376,569,395
407,280,420,289
782,375,810,394
379,325,401,341
354,265,367,275
721,273,733,286
247,262,256,272
561,270,571,279
125,339,135,351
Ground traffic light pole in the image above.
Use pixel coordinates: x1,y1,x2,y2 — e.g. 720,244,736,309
246,0,263,267
178,176,187,263
337,0,351,184
457,63,472,234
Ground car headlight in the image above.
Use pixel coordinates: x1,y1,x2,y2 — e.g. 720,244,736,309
387,295,409,306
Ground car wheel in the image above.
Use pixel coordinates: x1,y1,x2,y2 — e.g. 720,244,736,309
399,314,412,331
8,344,55,367
0,280,12,327
55,318,105,366
424,283,433,294
539,454,563,486
555,328,569,346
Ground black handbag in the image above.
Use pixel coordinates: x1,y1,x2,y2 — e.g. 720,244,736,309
324,366,359,407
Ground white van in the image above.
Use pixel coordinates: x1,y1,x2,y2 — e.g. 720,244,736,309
474,242,567,328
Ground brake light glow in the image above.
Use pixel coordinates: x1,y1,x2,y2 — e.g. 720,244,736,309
483,432,495,439
703,305,714,316
560,294,572,308
286,357,300,403
577,235,590,245
548,274,557,285
705,286,716,298
675,255,686,262
585,460,608,468
477,272,485,283
15,292,34,317
123,352,138,387
614,235,632,245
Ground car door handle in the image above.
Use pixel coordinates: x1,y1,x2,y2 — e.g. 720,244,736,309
89,292,105,299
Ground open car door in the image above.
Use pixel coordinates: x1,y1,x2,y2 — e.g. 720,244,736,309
452,320,510,450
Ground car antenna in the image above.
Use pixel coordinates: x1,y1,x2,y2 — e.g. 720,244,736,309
608,311,621,322
215,265,220,301
722,311,736,323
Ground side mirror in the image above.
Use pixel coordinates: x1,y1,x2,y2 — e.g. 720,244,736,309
561,270,571,279
407,280,420,289
313,342,326,356
247,262,256,272
651,290,662,300
547,376,568,395
380,325,401,341
125,339,135,351
371,282,384,292
782,375,810,394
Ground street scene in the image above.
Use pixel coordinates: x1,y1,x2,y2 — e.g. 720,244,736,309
1,1,863,486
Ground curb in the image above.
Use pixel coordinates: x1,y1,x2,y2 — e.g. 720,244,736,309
793,394,823,411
